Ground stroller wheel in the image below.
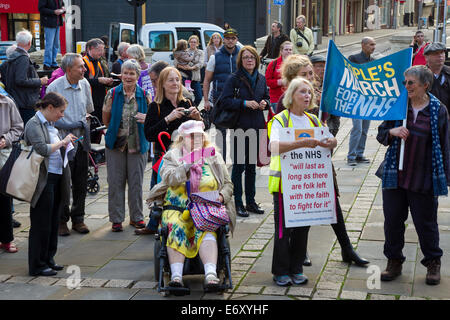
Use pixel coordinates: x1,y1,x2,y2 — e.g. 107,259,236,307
87,181,100,195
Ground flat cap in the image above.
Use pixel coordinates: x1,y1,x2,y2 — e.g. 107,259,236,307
310,55,326,63
424,42,446,55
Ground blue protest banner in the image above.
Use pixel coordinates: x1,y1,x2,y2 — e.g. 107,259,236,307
320,40,412,121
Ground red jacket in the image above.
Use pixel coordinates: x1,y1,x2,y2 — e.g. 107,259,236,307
265,56,285,103
412,43,429,66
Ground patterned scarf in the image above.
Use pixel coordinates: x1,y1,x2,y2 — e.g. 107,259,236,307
382,93,448,196
182,147,204,193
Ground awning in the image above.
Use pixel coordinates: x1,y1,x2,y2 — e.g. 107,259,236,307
0,0,39,14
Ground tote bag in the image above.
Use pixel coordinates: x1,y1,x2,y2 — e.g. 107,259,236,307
0,141,44,203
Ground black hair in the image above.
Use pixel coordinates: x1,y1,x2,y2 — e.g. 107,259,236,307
149,60,169,77
35,92,68,109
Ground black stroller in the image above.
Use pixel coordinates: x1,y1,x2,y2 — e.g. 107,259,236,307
87,115,106,195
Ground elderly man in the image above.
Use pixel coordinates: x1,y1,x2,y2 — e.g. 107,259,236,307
46,53,94,236
260,21,290,60
347,37,376,166
111,42,130,75
83,38,114,123
5,30,48,124
424,42,450,111
290,15,314,56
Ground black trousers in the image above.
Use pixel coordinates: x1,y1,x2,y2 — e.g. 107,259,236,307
331,196,352,249
382,188,443,266
61,146,88,224
0,193,13,244
272,192,310,276
29,173,62,275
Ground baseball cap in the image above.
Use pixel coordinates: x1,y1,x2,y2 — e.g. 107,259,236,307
424,42,446,55
223,28,238,38
310,55,326,64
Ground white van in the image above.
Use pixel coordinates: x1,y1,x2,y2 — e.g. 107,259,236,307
108,22,225,65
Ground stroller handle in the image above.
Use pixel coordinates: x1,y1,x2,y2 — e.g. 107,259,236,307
158,132,171,153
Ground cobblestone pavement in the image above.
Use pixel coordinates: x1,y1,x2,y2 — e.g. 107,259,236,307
1,27,449,300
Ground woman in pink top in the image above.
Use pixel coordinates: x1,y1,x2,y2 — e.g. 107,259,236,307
265,41,293,112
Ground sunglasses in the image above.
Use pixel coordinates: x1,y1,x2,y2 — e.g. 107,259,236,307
402,80,416,86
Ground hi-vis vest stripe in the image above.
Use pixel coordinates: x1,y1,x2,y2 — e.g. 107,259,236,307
267,109,322,193
83,56,104,79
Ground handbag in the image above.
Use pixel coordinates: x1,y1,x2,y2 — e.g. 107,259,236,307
187,182,230,232
212,82,241,129
0,141,44,203
0,147,11,170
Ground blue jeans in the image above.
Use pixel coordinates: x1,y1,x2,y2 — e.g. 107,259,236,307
347,119,370,160
44,27,60,67
191,80,202,106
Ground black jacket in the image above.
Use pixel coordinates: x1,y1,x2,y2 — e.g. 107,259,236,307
38,0,65,28
218,68,270,130
144,98,194,154
83,53,108,121
3,48,41,109
430,65,450,113
348,51,374,64
260,33,290,59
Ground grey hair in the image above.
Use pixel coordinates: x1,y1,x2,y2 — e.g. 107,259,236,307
404,65,433,92
117,42,130,57
16,30,33,46
6,44,17,58
122,59,141,77
361,37,375,45
86,38,104,50
126,44,146,62
61,53,83,72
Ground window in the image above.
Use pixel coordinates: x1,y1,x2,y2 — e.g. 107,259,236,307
148,31,174,52
176,28,202,49
121,29,136,44
7,13,44,52
204,30,223,47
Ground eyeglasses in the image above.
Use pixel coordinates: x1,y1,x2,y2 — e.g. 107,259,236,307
402,80,416,86
242,56,256,61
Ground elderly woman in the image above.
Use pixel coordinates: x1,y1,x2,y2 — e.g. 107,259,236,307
219,45,270,218
103,59,152,232
127,44,155,99
0,93,23,253
25,92,74,276
205,32,223,63
275,54,370,268
265,41,293,111
268,77,336,286
377,65,449,285
147,120,236,288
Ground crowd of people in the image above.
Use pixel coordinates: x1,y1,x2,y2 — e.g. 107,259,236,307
0,12,449,290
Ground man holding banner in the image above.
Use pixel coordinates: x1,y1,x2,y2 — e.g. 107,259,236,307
346,37,376,166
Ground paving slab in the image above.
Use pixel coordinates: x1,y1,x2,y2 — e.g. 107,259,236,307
0,283,65,300
92,259,154,281
60,287,139,300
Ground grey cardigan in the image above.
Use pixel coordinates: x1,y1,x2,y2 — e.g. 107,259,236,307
24,114,71,208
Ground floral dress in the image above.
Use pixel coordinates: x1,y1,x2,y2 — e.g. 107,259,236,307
160,162,218,258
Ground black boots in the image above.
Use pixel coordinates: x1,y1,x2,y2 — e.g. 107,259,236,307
341,246,370,267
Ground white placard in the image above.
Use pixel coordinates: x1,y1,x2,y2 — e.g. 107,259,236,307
279,127,337,227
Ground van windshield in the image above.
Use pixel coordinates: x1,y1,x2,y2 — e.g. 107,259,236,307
149,31,174,52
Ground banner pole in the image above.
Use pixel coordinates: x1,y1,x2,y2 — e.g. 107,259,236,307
398,119,406,171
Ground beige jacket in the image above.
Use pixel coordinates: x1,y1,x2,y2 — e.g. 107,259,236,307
0,94,23,147
147,147,237,234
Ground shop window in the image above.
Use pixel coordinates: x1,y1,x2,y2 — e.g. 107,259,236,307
7,13,44,52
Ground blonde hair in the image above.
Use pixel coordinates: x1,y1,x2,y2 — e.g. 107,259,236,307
282,77,316,111
236,45,260,71
188,35,200,44
155,67,186,104
208,32,223,48
281,54,313,85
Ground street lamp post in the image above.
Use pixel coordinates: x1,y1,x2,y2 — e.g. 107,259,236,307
126,0,147,44
433,0,441,42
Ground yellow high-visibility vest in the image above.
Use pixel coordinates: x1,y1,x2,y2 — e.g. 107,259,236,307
267,109,322,193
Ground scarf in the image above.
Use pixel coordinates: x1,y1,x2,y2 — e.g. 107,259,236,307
182,147,204,193
242,68,258,91
382,93,448,196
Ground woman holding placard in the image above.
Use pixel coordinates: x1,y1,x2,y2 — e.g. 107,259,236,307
376,65,449,285
267,77,337,286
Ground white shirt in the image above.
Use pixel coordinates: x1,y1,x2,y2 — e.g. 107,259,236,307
269,112,312,143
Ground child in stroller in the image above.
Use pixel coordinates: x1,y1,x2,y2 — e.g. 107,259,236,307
146,120,236,296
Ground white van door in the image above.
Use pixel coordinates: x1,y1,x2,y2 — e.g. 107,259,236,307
109,22,135,64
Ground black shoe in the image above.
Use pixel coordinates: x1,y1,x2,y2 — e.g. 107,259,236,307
49,264,64,271
347,158,357,166
43,65,53,71
356,156,370,163
246,203,264,215
303,252,312,266
39,268,57,276
341,246,370,267
12,219,21,228
236,206,249,217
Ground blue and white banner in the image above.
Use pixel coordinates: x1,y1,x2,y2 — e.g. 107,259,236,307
320,40,412,121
